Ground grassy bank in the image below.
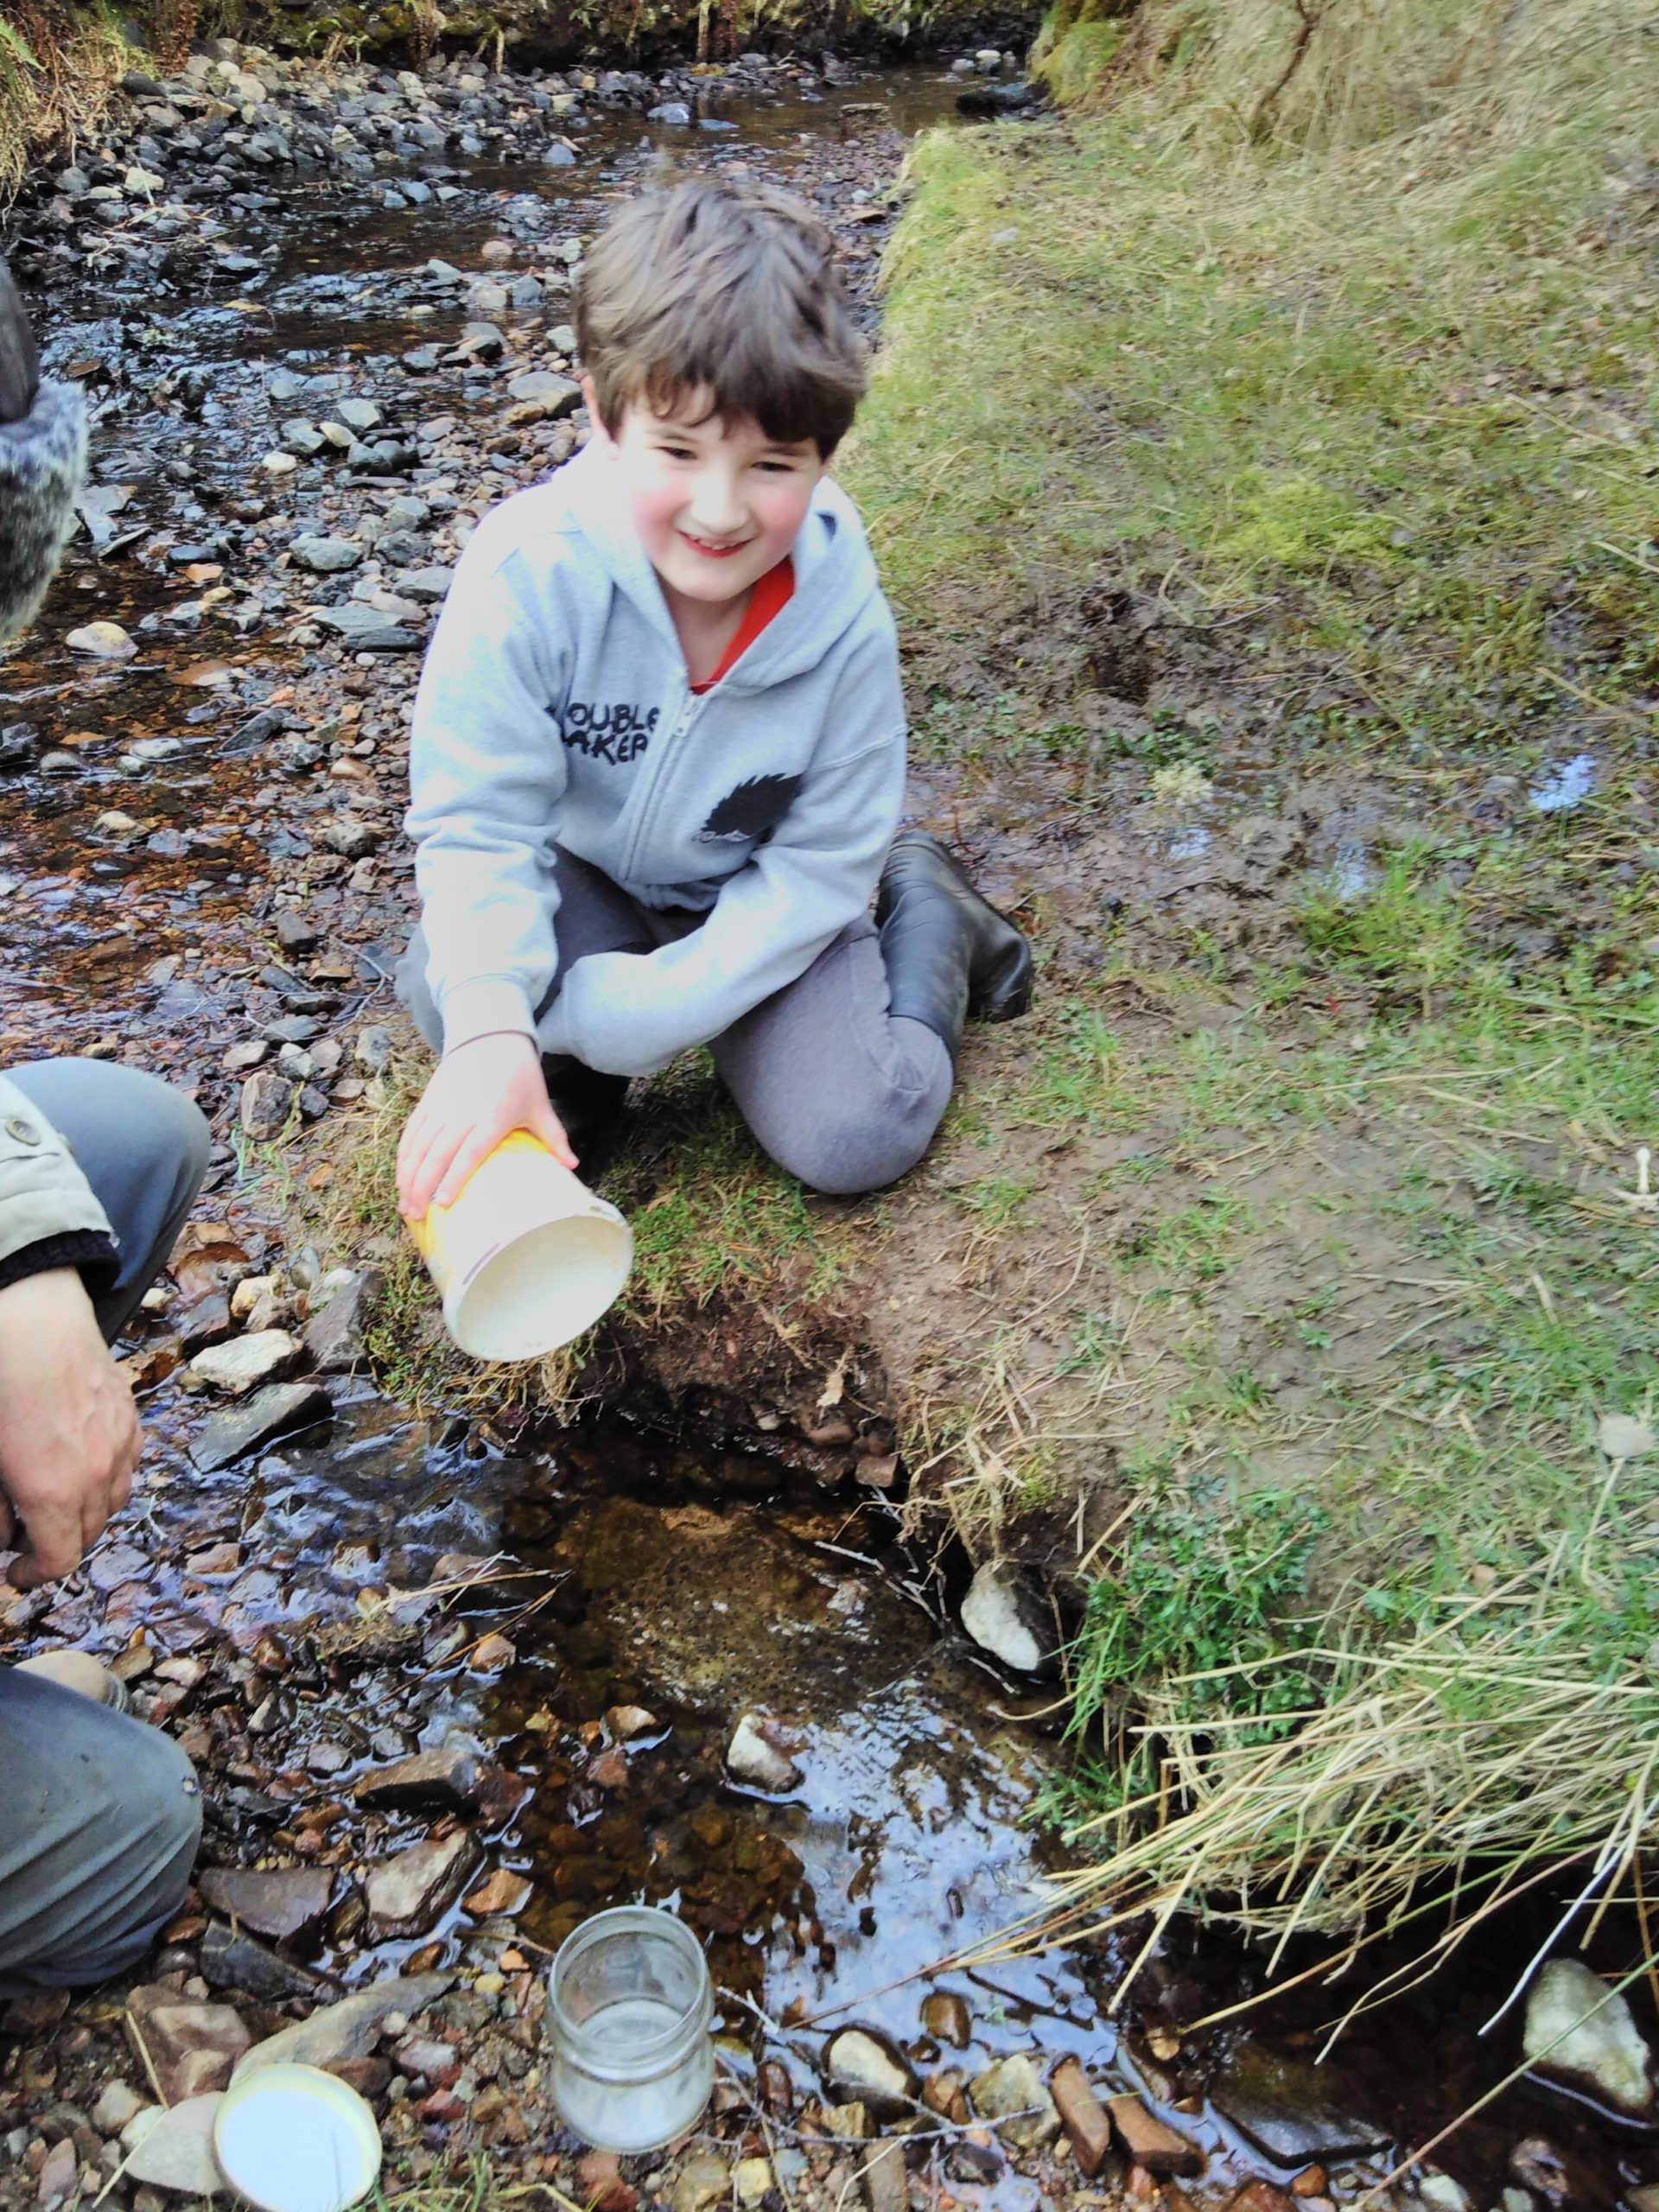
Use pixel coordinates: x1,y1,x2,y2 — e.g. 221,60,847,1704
831,0,1659,1984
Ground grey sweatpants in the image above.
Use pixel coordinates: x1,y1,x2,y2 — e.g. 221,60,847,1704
0,1061,208,1993
397,847,955,1198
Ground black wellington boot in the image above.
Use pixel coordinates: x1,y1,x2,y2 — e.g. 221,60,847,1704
874,832,1034,1061
542,1056,631,1178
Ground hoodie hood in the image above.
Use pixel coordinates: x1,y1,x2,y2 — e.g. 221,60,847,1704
551,435,884,691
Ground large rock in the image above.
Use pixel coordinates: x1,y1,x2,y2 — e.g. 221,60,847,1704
239,1070,295,1140
200,1923,332,2003
232,1971,454,2080
289,534,361,574
192,1382,331,1472
123,2094,224,2196
316,814,381,857
824,2027,916,2119
1211,2044,1389,2164
304,1269,378,1373
960,1561,1052,1672
354,1746,478,1812
1106,2089,1201,2176
199,1866,332,1945
969,2051,1060,2147
189,1329,300,1396
66,620,137,659
726,1713,801,1792
861,2143,906,2212
1049,2059,1110,2176
125,1986,251,2103
1523,1956,1655,2117
365,1830,480,1941
506,369,581,414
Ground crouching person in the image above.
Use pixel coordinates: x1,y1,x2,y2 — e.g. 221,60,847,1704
394,178,1033,1226
0,257,209,1993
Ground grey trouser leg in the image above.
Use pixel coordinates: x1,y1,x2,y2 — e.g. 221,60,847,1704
711,917,953,1197
399,855,953,1198
0,1669,202,1994
5,1058,210,1340
0,1060,207,1990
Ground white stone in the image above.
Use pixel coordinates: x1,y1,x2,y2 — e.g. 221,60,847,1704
1523,1956,1654,2116
92,2079,145,2134
65,620,137,660
124,2094,224,2194
726,1713,801,1792
1599,1412,1656,1459
1416,2177,1471,2212
960,1560,1049,1672
824,2028,914,2116
189,1329,300,1396
96,810,139,834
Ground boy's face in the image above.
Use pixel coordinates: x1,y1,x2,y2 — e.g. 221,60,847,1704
590,383,825,612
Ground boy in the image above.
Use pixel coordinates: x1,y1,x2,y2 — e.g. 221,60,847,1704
395,177,1032,1222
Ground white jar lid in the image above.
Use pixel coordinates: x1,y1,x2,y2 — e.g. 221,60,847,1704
213,2063,383,2212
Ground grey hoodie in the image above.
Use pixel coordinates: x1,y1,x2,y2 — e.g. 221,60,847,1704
406,440,906,1077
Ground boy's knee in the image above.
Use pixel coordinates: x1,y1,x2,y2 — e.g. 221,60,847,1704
762,1104,934,1198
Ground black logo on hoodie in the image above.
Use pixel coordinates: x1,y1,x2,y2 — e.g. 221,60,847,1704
698,773,804,846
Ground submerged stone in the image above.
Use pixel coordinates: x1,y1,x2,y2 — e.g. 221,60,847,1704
1523,1956,1655,2117
1211,2044,1389,2164
959,1560,1052,1672
824,2027,915,2118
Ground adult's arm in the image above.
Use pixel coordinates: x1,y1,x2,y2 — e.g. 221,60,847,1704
0,260,136,1588
0,252,87,650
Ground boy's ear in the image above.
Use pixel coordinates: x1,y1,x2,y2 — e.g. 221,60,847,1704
580,375,612,450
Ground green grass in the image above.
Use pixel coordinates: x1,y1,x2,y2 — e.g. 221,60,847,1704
312,1048,863,1414
843,0,1659,751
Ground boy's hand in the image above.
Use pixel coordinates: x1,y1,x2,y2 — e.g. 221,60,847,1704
397,1032,577,1221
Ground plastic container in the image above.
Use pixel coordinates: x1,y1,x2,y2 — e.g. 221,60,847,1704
213,2063,382,2212
547,1906,715,2151
409,1129,632,1361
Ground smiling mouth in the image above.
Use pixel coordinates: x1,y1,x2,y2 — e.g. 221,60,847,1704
680,531,752,558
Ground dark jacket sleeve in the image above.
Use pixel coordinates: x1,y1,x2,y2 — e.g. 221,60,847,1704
0,374,86,648
0,371,105,1279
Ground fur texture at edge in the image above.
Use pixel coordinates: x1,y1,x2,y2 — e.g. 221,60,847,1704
0,379,87,648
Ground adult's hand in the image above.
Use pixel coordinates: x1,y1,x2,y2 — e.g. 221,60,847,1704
0,1268,139,1587
0,256,40,427
397,1031,575,1222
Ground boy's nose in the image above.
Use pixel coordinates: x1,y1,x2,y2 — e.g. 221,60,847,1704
687,474,747,539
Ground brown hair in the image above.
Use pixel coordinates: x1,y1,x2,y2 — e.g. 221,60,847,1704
575,177,868,458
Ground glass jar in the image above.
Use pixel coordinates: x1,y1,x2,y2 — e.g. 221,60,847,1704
547,1906,715,2152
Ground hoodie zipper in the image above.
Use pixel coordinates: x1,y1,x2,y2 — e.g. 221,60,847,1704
616,682,702,885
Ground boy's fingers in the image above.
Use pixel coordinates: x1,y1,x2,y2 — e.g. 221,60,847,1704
432,1128,496,1211
402,1135,450,1220
531,1101,577,1171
